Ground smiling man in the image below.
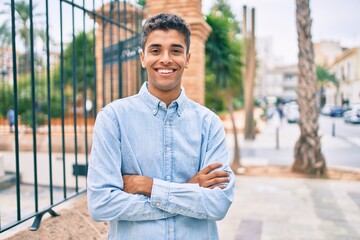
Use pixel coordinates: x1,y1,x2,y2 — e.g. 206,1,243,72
87,13,235,240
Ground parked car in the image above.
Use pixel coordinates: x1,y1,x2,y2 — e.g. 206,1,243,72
329,106,344,117
343,104,360,118
321,104,334,115
285,104,300,123
344,109,360,124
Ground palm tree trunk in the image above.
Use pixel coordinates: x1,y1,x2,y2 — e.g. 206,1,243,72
293,0,326,176
243,8,256,140
227,90,241,173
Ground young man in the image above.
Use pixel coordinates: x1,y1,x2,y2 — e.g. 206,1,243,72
87,13,235,240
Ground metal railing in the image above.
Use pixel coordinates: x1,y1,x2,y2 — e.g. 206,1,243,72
0,0,144,233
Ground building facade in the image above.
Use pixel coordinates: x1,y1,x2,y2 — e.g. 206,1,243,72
330,48,360,105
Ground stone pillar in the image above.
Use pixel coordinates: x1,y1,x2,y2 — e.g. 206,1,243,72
145,0,211,105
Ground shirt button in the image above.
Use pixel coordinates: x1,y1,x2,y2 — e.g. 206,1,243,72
166,147,170,151
166,175,171,180
165,121,170,125
156,202,160,207
169,227,174,232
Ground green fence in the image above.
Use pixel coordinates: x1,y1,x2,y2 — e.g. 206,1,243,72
0,0,144,233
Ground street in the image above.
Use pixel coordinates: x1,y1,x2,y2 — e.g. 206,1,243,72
228,115,360,169
319,115,360,143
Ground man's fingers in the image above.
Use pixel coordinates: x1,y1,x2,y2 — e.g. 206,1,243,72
208,170,229,179
200,163,223,174
207,177,229,187
209,184,227,189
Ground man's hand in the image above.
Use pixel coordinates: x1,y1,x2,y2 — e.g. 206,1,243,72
123,175,153,197
187,163,230,189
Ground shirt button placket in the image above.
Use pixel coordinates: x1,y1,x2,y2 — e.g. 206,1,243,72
164,117,172,182
164,116,174,240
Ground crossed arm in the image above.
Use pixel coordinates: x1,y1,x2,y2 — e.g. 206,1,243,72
123,162,230,196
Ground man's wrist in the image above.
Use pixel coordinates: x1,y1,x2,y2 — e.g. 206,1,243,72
140,176,153,197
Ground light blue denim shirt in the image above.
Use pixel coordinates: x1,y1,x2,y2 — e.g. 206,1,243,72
87,82,235,240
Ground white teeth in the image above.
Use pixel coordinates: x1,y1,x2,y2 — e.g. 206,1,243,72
158,69,174,74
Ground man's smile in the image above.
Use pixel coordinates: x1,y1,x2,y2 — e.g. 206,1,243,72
155,68,177,75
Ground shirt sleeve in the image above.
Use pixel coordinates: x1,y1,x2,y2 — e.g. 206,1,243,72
149,115,235,221
87,107,175,222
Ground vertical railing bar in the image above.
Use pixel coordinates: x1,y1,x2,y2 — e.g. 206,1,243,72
59,0,67,199
109,0,114,102
71,0,79,193
10,0,21,221
101,0,106,107
29,0,39,213
93,0,97,117
83,0,89,172
45,0,54,205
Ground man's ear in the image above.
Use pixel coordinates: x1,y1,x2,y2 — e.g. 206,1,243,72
185,52,191,69
139,49,145,68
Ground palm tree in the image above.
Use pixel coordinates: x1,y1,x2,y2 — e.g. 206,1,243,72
0,0,45,73
0,23,11,48
293,0,326,176
316,66,339,107
205,0,243,173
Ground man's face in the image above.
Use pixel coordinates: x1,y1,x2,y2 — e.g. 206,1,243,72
140,29,191,99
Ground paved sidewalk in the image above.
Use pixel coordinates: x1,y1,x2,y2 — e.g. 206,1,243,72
218,176,360,240
4,176,360,240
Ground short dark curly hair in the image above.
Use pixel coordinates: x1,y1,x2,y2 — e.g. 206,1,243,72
141,13,191,54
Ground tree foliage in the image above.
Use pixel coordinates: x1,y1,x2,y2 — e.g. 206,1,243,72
205,0,242,112
316,66,337,85
205,0,243,171
0,0,46,73
52,31,96,95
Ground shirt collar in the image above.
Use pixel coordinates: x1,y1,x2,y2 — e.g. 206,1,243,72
139,82,187,117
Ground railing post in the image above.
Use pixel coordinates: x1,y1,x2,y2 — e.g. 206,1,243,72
29,209,60,231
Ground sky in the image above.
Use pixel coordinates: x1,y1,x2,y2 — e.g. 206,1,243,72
202,0,360,65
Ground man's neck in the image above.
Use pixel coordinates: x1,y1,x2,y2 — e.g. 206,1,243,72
148,87,181,107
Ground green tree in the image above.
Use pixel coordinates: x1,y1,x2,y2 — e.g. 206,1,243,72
293,0,326,176
51,31,95,117
1,0,46,73
316,66,339,107
0,22,11,48
205,0,243,172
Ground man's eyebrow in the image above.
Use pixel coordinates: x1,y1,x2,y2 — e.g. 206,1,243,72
147,43,184,48
171,44,184,48
148,44,161,48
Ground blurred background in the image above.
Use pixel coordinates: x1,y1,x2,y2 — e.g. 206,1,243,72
0,0,359,239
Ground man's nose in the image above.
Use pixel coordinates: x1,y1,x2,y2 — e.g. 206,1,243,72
160,51,172,64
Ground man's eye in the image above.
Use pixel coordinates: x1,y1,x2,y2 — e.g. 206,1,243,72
172,49,182,54
150,49,160,54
